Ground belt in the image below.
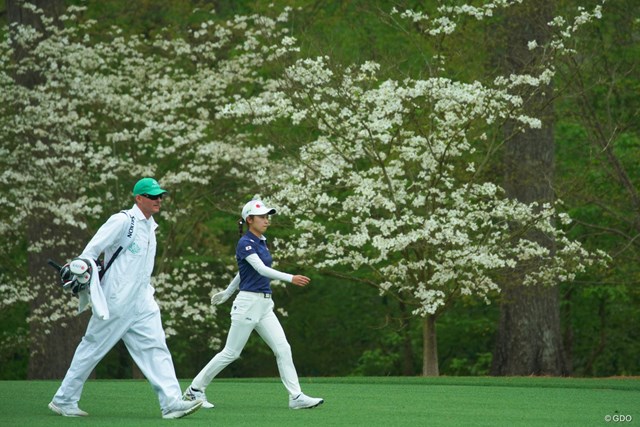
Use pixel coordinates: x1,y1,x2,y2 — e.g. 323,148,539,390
240,290,272,298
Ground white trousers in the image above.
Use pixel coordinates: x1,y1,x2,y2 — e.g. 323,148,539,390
192,291,302,398
52,304,182,411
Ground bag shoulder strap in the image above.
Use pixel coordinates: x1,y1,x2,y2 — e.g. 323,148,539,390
99,211,136,279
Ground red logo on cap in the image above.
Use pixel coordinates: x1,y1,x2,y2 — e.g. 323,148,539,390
256,203,261,208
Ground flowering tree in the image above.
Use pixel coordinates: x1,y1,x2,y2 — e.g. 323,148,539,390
219,2,608,375
0,3,298,376
0,0,611,378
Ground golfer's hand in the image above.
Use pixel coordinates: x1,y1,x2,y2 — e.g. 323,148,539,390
211,290,230,305
291,275,310,287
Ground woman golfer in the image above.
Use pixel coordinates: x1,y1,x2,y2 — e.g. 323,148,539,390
183,199,324,410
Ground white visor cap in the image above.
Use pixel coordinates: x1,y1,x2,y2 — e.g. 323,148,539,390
242,200,276,221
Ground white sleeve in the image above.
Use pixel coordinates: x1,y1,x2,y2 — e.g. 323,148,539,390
225,273,241,294
79,212,127,260
245,253,293,283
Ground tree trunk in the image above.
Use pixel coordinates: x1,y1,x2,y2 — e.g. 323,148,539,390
422,314,439,376
491,0,569,376
398,301,415,375
132,358,144,379
26,223,90,379
6,0,88,379
492,283,567,375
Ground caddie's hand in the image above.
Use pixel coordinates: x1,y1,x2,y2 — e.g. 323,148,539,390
291,275,310,287
211,290,230,305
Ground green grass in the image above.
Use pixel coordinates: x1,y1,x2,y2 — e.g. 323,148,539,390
2,376,638,426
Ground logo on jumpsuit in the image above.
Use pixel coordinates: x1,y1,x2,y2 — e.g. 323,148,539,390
127,241,141,254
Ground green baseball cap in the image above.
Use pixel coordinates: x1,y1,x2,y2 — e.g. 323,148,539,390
132,177,168,197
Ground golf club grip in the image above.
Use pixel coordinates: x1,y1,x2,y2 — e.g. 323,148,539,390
47,259,63,272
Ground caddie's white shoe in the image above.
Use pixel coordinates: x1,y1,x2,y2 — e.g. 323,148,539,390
289,393,324,409
162,399,203,419
183,385,215,408
48,401,89,417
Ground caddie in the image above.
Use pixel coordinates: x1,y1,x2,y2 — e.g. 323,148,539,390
49,177,203,419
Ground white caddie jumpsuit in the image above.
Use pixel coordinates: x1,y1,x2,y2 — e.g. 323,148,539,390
51,204,184,412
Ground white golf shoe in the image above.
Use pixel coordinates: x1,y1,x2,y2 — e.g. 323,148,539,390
289,393,324,409
183,385,215,408
162,399,203,419
48,401,89,417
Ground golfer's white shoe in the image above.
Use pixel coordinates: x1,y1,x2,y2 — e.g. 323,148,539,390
289,393,324,409
48,401,89,417
162,399,203,419
183,385,215,409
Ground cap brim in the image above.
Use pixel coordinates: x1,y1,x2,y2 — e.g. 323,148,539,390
144,189,168,196
260,208,276,215
252,207,276,216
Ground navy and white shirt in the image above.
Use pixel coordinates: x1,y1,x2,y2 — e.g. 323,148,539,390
236,231,274,293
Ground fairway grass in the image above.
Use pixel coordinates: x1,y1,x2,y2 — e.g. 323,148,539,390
1,376,637,426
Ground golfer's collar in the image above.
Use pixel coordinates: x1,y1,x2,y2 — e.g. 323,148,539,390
245,230,267,242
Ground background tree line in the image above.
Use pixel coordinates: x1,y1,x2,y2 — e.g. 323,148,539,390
0,0,637,380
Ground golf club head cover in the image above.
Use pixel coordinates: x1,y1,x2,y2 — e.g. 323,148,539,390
69,258,92,284
62,277,83,295
59,262,72,286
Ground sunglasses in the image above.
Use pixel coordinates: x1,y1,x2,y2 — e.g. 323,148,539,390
141,193,164,200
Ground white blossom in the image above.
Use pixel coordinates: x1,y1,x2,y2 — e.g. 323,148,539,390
0,4,301,346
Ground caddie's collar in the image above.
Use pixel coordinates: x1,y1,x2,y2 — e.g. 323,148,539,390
131,204,158,228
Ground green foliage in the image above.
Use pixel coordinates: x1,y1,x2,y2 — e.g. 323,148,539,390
69,0,249,36
94,342,135,379
447,352,493,376
553,0,640,378
274,272,396,377
352,331,403,376
438,298,499,376
563,280,640,377
353,347,400,376
0,303,29,380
